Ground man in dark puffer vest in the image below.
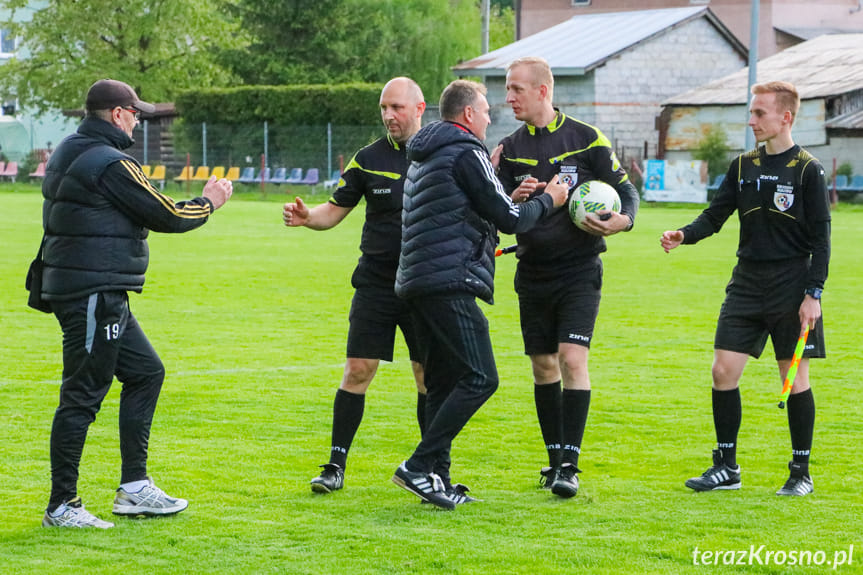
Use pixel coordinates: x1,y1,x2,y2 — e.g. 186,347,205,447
391,80,568,509
38,79,233,529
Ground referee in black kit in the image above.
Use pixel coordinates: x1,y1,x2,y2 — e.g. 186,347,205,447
283,77,427,494
392,80,567,509
662,81,830,497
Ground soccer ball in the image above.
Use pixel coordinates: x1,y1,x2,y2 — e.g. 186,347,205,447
569,180,621,231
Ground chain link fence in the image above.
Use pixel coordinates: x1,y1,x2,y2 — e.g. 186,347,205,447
126,118,381,194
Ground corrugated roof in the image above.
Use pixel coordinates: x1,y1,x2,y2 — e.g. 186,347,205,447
825,108,863,129
775,26,855,41
665,33,863,105
453,6,744,76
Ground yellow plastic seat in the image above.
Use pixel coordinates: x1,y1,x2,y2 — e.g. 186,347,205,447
174,166,193,181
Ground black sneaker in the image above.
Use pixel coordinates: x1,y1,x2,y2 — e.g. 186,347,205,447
685,449,741,492
776,461,813,496
422,482,482,505
392,462,456,510
550,463,580,498
310,463,344,494
539,466,559,490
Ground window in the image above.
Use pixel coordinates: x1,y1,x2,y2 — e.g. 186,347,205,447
572,0,591,6
690,0,710,4
0,29,17,54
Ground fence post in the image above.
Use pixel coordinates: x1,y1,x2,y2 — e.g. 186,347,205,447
143,119,149,165
327,122,332,182
202,122,207,167
263,121,269,170
260,153,266,196
185,152,191,197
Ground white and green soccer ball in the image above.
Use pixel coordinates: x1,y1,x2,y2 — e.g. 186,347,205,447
568,180,621,231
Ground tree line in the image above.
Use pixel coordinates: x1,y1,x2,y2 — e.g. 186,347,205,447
0,0,515,115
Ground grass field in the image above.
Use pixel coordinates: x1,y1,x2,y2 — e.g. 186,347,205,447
2,185,861,574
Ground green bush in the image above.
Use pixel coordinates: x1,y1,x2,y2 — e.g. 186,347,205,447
837,161,854,179
174,84,384,125
693,125,730,182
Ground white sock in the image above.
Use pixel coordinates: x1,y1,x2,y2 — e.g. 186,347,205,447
120,479,149,493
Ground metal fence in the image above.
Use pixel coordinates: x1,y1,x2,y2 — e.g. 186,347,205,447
127,119,382,191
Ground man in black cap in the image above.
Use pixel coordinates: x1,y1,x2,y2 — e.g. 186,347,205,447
35,79,233,528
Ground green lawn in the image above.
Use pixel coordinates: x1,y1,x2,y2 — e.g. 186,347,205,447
2,185,861,574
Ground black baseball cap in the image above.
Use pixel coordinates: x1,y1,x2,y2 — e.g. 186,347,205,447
85,79,155,114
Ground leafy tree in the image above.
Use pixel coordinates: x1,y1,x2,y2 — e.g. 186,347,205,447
693,124,730,182
0,0,243,113
223,0,483,99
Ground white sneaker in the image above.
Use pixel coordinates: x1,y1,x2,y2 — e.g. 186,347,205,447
112,477,189,516
42,497,114,529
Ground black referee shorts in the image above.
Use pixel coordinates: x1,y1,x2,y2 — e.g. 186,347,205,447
715,258,826,360
346,286,421,362
514,256,603,355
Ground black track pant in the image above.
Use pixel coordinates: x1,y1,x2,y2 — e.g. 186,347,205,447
49,291,165,507
405,295,499,477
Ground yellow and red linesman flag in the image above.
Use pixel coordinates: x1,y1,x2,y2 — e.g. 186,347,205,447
778,325,811,409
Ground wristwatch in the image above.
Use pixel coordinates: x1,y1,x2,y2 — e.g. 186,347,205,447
804,287,822,300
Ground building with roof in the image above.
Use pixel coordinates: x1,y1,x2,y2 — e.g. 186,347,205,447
454,6,746,160
517,0,863,60
660,33,863,174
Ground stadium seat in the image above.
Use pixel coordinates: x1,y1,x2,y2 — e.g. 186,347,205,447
323,169,341,189
141,165,152,179
267,167,288,185
225,167,240,181
210,166,226,180
190,166,210,181
849,175,863,192
148,165,166,190
300,168,319,185
29,161,47,180
286,168,303,184
174,166,193,182
834,174,848,189
237,167,257,184
0,161,18,182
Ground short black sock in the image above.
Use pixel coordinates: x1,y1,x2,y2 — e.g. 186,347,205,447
534,381,562,468
329,388,365,468
787,388,815,466
712,387,741,467
561,389,590,467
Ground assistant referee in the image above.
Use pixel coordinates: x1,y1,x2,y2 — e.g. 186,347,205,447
662,81,830,497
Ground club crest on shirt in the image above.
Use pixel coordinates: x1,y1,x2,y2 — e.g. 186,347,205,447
559,165,578,190
774,191,794,211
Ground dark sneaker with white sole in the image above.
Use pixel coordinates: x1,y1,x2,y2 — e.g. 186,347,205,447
421,482,481,505
776,461,813,496
551,463,580,498
392,462,456,510
685,449,741,492
310,463,344,494
539,466,558,490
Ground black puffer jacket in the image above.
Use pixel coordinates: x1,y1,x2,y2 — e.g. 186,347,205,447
396,121,554,304
41,117,213,301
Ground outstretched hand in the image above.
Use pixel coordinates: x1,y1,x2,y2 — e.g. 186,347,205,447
202,175,233,210
660,230,684,253
283,197,310,227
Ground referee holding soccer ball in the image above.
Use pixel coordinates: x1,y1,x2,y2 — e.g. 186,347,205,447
495,57,639,499
661,81,830,497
